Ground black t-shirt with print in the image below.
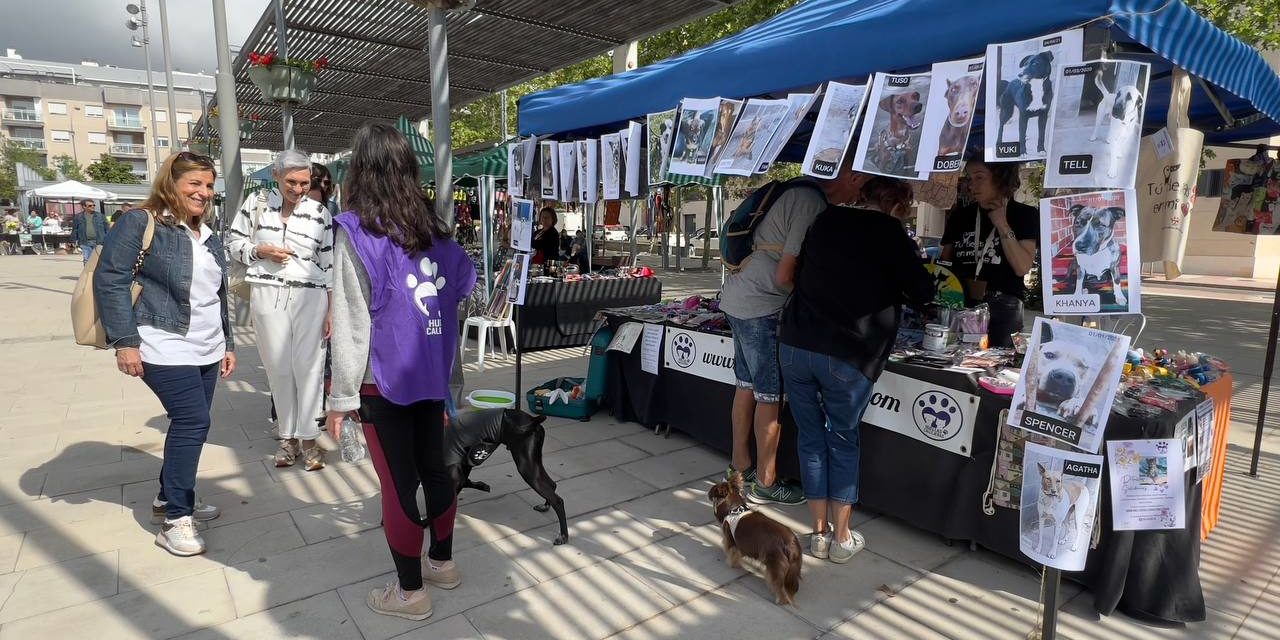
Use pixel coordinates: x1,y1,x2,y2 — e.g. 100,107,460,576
941,200,1039,298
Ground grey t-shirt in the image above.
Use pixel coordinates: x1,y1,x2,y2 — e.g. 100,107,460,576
719,181,827,319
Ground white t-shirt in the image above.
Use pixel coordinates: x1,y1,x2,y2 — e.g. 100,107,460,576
139,222,226,366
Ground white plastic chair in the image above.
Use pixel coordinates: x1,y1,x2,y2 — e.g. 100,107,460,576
460,299,517,371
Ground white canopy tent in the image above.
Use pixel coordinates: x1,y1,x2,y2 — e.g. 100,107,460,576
25,180,118,201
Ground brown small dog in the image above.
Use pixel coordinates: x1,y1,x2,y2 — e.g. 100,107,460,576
707,473,803,605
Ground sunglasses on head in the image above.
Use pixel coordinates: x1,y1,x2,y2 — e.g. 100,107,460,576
177,150,215,165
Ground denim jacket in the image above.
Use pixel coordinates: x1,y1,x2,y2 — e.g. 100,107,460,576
94,209,235,352
71,212,108,246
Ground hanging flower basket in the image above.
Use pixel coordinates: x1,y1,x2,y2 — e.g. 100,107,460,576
188,142,213,155
247,64,318,106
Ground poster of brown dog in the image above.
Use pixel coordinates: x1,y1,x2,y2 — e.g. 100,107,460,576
852,71,932,180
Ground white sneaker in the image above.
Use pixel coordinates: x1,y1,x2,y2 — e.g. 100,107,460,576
810,525,833,559
829,530,866,564
156,516,206,556
151,498,220,525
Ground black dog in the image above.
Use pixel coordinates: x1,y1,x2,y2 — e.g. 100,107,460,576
997,51,1055,154
446,408,569,545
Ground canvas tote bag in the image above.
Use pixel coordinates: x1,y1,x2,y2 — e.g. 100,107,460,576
70,213,155,349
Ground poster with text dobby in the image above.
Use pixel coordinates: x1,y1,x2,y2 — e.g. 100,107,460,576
984,28,1084,162
715,98,791,177
915,57,985,173
1039,189,1142,315
577,139,599,204
853,72,931,180
557,142,577,203
669,98,722,177
1008,318,1130,454
646,109,677,184
1019,442,1103,571
539,141,559,199
802,82,867,179
757,92,818,174
1044,60,1151,189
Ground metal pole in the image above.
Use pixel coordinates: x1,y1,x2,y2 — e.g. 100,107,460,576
1039,568,1061,639
628,200,637,265
701,185,713,269
514,302,522,399
586,200,595,272
479,175,494,302
1250,261,1280,476
139,0,161,173
273,0,294,149
155,0,180,150
428,7,454,230
211,0,243,218
500,89,508,141
674,187,683,270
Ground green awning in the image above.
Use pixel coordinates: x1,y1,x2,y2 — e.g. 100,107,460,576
454,145,507,179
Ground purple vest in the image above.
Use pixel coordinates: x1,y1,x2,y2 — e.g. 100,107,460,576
335,213,477,405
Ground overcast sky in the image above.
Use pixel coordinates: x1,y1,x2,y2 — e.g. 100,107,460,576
0,0,271,74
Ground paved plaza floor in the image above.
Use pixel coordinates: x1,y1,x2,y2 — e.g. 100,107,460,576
0,253,1277,639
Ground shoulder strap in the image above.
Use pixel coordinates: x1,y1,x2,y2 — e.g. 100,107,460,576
133,212,156,276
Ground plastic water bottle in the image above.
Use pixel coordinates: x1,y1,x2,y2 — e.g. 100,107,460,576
340,416,368,463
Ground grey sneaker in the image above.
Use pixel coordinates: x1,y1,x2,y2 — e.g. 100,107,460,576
421,558,461,590
367,582,432,621
150,498,220,525
156,515,206,557
810,525,833,559
829,530,866,564
747,480,806,505
724,466,758,485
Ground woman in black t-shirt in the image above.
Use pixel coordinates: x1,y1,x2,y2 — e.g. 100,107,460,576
940,158,1039,347
531,207,561,265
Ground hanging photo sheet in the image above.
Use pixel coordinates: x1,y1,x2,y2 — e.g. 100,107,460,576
507,251,531,306
1045,60,1151,189
601,132,623,200
1212,156,1279,234
758,92,818,173
1019,442,1103,571
853,72,932,180
557,143,577,203
577,139,599,203
802,82,868,178
509,198,535,252
520,138,536,178
715,98,791,176
646,108,677,184
992,408,1061,510
1009,318,1130,453
703,98,744,176
626,121,644,196
507,143,525,197
985,28,1084,162
539,141,559,199
669,98,722,177
915,57,985,173
1107,438,1186,531
1040,189,1142,315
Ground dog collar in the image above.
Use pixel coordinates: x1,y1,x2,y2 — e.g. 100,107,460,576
728,505,750,517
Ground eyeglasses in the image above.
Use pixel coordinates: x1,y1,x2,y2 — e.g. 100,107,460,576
177,150,215,165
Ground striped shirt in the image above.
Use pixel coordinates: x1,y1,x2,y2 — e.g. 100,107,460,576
228,189,334,289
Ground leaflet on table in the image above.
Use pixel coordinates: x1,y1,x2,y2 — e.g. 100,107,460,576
646,108,678,184
1039,189,1142,315
640,323,665,375
1196,398,1215,483
625,121,644,196
668,98,725,177
557,142,577,203
915,57,985,173
802,82,868,179
507,252,531,306
757,92,818,174
1008,318,1130,454
1107,438,1186,531
1044,60,1151,189
577,139,599,203
509,198,535,252
607,322,644,353
539,140,559,199
601,133,622,200
507,143,525,197
714,99,791,177
852,71,932,180
984,28,1084,162
1019,441,1103,571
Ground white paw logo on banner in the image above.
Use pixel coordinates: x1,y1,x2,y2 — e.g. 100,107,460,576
405,257,446,317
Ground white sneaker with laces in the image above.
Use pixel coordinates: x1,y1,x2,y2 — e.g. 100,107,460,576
810,525,833,559
829,530,866,564
156,515,206,556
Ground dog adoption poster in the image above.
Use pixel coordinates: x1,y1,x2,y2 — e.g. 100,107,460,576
601,132,623,200
1045,60,1151,189
577,138,599,204
509,198,535,253
1039,189,1142,315
646,108,677,184
507,142,525,197
984,28,1084,162
668,98,723,177
557,142,577,203
802,81,868,179
1009,318,1131,454
1019,442,1103,571
538,141,559,199
853,72,932,180
625,121,644,196
703,98,744,177
757,92,818,174
915,57,984,173
715,98,791,177
1107,438,1186,531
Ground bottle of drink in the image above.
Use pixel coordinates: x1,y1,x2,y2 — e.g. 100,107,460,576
340,416,368,463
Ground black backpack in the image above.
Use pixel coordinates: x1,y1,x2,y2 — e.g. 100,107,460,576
719,179,823,272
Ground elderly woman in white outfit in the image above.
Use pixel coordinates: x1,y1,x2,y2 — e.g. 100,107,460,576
228,149,334,470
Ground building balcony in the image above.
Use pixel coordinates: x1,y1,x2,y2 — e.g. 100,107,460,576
107,117,145,132
2,108,43,125
110,143,147,157
131,171,148,181
10,138,45,151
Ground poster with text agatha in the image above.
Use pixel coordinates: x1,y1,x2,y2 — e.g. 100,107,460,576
1008,318,1130,454
1045,60,1150,189
757,92,818,174
668,98,722,177
703,98,743,176
716,98,791,177
915,57,985,173
557,142,577,203
577,138,599,203
509,197,535,252
539,141,559,199
1019,442,1103,570
802,82,867,179
601,132,622,200
646,108,677,184
626,120,644,196
984,28,1084,162
853,72,932,180
1039,189,1141,315
1107,438,1186,531
507,143,524,197
1212,156,1280,234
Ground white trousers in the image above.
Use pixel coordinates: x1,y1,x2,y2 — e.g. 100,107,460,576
251,283,327,440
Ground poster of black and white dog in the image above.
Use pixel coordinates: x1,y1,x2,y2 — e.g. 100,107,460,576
507,142,524,198
915,57,984,173
853,72,931,180
1019,442,1103,571
539,141,559,199
669,98,721,178
1040,189,1142,315
1045,60,1151,189
984,28,1083,162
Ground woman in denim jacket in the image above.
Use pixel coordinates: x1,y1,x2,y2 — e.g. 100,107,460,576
95,151,236,557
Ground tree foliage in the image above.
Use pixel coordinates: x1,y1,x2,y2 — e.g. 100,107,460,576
52,155,85,182
85,154,142,184
0,139,55,202
1187,0,1280,49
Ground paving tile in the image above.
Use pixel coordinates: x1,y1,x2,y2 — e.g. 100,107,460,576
0,533,23,574
289,493,383,544
619,429,698,456
491,507,652,582
823,603,952,640
1225,580,1280,640
40,455,161,498
466,560,673,640
0,433,59,462
178,590,362,640
612,523,747,607
0,550,120,624
0,485,121,537
455,459,541,508
1056,589,1245,640
15,510,146,571
541,418,647,448
223,529,391,616
117,513,306,589
856,515,966,572
619,446,729,490
455,492,558,550
540,439,650,480
614,478,719,539
387,614,485,640
613,580,817,640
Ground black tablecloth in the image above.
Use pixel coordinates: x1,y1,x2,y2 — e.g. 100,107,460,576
518,278,661,352
600,313,1204,624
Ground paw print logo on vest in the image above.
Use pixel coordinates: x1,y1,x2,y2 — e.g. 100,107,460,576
405,257,446,317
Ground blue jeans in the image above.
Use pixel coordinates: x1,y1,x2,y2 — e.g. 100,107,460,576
80,243,97,263
142,362,219,519
725,313,781,403
779,344,873,504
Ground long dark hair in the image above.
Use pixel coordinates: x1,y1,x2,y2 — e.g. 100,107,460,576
310,162,334,202
343,122,442,253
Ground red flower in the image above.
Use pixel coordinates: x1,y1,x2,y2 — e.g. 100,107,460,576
260,52,276,67
248,52,261,65
315,56,328,70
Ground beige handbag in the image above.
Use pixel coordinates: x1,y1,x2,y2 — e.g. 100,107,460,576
70,213,155,349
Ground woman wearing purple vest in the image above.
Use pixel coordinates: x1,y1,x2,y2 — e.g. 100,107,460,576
326,123,477,621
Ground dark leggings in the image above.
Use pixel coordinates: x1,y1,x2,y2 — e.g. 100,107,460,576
359,392,456,591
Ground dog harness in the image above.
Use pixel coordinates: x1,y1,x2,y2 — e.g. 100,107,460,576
723,505,750,539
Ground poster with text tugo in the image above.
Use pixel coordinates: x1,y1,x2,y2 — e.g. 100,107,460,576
1039,189,1141,315
984,28,1084,163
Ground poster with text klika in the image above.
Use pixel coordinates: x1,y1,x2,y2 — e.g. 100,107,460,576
984,28,1083,162
1019,442,1103,571
646,109,677,184
853,72,932,180
668,98,722,177
915,57,985,173
1008,318,1130,453
802,82,867,179
1044,60,1151,189
1039,189,1141,315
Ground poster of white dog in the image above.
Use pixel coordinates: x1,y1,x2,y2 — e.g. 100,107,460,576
1044,60,1151,189
1009,318,1131,454
577,139,599,204
1039,189,1142,315
802,81,867,179
915,57,985,173
984,28,1084,163
1019,442,1103,571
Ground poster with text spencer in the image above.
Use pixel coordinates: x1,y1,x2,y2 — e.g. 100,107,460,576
984,28,1083,162
1039,189,1142,315
1044,60,1151,189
